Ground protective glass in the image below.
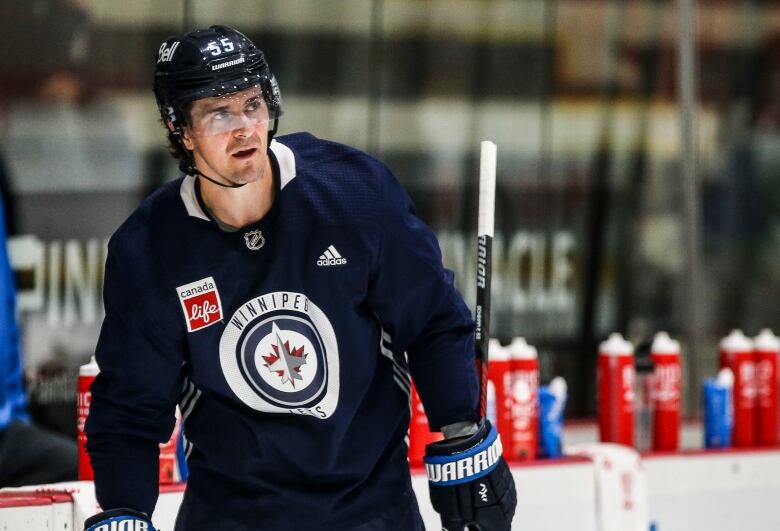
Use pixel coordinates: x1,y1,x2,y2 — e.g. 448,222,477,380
187,84,277,137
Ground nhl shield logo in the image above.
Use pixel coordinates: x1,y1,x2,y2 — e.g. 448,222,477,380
244,230,265,250
220,291,340,418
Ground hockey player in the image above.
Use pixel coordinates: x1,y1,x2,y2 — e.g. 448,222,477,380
84,26,515,531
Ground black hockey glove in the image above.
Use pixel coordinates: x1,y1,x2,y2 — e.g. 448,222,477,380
424,419,516,531
84,508,157,531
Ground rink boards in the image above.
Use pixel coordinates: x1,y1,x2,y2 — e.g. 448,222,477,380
2,449,780,531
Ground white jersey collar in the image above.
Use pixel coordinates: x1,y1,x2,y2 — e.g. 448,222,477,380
180,175,208,221
180,138,297,220
269,138,297,190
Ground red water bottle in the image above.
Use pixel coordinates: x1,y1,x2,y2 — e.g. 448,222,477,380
77,356,99,480
408,383,442,467
754,329,780,447
77,357,187,481
598,333,635,446
650,332,681,451
489,339,513,456
719,329,756,447
159,411,181,484
507,337,539,460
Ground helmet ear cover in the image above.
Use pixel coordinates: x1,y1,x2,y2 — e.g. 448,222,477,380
164,103,186,135
153,86,195,173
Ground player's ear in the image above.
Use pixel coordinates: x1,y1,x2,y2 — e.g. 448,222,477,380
181,128,195,151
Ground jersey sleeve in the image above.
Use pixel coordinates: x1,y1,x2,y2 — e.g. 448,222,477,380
365,166,479,431
85,236,185,516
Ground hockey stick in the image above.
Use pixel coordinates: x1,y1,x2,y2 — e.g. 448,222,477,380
475,141,496,419
440,141,498,531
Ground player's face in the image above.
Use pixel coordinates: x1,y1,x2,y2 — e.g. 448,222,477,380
182,87,271,185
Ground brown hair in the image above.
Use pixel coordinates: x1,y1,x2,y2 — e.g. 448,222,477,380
162,101,195,175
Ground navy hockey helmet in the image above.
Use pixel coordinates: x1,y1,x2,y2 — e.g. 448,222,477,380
153,25,282,160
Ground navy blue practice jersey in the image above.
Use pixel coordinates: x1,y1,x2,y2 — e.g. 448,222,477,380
85,132,479,531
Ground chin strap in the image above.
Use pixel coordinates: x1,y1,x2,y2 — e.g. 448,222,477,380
194,168,248,188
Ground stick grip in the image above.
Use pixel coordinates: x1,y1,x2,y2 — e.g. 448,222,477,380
478,141,497,239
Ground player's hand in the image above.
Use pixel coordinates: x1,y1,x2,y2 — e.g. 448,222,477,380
424,419,516,531
84,508,157,531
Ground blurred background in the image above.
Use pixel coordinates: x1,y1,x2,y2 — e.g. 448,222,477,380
1,0,778,439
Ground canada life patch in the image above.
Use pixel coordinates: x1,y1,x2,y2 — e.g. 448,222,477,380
176,276,223,332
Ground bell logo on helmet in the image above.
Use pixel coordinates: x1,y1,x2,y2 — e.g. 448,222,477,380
157,41,180,63
157,41,179,63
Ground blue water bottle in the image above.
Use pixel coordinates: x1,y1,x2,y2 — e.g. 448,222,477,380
703,368,734,449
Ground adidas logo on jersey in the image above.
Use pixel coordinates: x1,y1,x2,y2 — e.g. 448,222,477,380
317,245,347,266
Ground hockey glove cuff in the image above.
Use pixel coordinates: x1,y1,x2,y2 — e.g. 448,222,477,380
424,419,517,531
84,508,157,531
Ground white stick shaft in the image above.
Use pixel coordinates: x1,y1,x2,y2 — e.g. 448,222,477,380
478,141,497,237
475,140,496,419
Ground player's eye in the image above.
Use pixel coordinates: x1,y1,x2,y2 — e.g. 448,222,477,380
245,101,260,113
212,111,229,121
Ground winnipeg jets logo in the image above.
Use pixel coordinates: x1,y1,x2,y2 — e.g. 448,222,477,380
244,230,265,250
263,323,308,388
220,292,340,418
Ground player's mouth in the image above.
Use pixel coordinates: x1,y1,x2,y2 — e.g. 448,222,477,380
231,147,258,160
